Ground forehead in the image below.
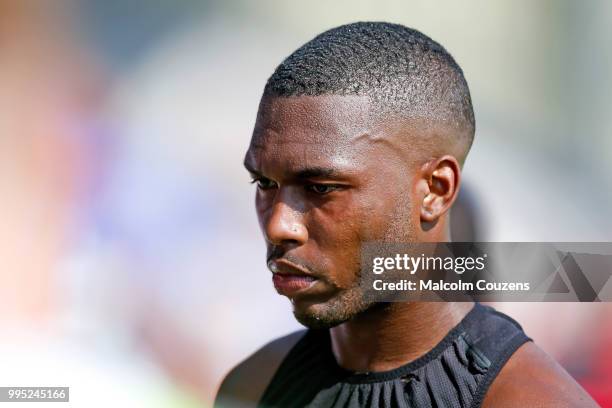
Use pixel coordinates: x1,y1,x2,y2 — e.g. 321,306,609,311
253,95,373,144
246,95,389,173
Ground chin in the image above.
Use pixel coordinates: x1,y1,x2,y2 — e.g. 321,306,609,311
293,308,347,329
291,289,372,329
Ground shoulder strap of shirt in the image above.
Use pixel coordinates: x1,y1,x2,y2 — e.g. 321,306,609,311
463,304,532,408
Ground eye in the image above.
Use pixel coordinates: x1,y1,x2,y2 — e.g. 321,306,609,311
251,177,278,190
306,184,340,195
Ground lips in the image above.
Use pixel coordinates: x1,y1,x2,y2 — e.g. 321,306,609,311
272,273,317,295
268,259,319,296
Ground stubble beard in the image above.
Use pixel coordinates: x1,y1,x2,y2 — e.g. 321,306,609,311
292,281,375,329
292,192,414,330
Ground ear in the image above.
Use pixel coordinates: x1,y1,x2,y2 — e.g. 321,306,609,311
418,156,461,223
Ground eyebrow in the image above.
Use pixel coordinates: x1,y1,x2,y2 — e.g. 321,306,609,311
244,162,343,180
294,167,339,179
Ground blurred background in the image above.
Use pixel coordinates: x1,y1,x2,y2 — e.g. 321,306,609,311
1,0,611,406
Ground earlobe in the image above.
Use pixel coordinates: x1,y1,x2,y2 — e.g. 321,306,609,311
420,192,437,222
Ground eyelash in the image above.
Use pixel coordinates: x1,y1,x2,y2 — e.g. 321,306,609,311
306,184,340,194
250,178,277,190
250,178,342,195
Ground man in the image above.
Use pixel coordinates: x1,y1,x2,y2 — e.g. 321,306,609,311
215,22,597,407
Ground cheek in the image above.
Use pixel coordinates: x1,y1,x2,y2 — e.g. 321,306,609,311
306,194,361,245
357,184,415,241
306,199,368,286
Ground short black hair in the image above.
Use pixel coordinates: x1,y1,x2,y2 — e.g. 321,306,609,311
264,22,475,145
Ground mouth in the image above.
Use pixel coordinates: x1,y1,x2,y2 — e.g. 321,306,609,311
268,259,319,297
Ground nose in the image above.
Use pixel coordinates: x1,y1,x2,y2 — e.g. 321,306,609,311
263,198,308,246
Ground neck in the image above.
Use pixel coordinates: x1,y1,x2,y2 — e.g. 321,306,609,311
329,301,474,372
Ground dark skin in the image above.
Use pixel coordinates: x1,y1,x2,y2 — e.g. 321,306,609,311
216,95,598,407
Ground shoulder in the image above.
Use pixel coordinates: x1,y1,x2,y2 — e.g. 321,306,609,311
214,330,307,408
482,341,599,407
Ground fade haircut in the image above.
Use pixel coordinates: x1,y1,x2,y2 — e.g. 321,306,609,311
264,21,475,148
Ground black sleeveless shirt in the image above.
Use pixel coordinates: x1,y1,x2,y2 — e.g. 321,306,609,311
258,303,530,408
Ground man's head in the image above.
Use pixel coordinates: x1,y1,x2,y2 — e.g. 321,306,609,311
244,22,475,328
